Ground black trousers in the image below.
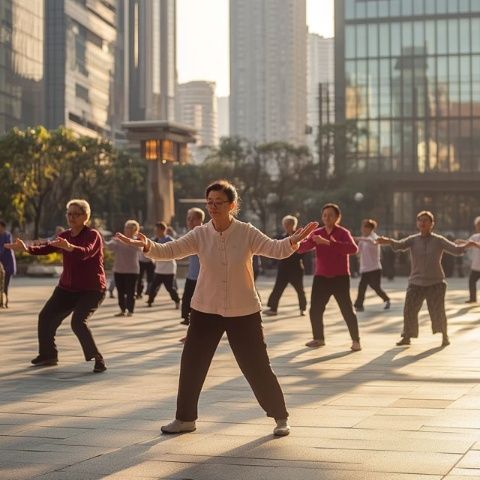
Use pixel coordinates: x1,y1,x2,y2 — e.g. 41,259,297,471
468,270,480,302
148,273,180,304
181,278,197,321
402,283,447,338
309,275,360,342
267,269,307,312
136,261,155,297
114,272,138,313
354,269,390,308
38,287,105,360
176,309,289,422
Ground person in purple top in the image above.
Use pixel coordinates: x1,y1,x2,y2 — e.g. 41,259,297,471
5,199,107,373
0,220,16,308
298,203,361,352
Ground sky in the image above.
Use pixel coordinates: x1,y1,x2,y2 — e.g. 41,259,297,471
177,0,335,97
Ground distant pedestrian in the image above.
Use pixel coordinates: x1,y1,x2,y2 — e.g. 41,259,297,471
136,250,155,299
465,216,480,304
5,199,107,372
353,219,390,312
105,220,142,317
0,220,16,308
180,208,205,326
299,204,361,352
377,211,479,347
147,222,181,308
264,215,307,317
115,179,318,437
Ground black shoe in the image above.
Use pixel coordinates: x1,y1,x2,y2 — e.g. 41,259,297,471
441,336,450,347
396,337,411,346
263,309,278,316
31,356,58,366
109,292,115,299
384,301,391,310
354,305,364,312
300,310,306,316
465,300,477,304
180,319,189,326
93,358,107,373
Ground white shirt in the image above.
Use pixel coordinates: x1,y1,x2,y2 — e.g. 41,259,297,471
145,218,296,317
469,233,480,271
154,259,177,275
106,239,141,274
357,232,382,273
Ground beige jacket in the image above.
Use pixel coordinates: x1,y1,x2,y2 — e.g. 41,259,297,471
145,218,297,316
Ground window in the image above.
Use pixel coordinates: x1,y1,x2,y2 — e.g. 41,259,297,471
75,83,89,102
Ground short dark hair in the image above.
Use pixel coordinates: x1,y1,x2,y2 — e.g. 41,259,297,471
362,218,377,230
205,180,240,215
155,221,167,230
0,220,6,228
321,203,341,218
416,210,434,222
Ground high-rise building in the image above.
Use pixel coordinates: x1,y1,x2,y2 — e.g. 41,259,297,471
230,0,307,145
307,33,334,161
0,1,44,132
335,0,480,232
177,81,218,147
117,0,177,124
217,96,230,138
44,0,117,137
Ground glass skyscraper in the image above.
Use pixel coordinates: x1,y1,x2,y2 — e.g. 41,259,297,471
335,0,480,232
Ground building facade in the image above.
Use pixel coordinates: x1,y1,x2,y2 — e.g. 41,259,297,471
335,0,480,233
307,33,334,162
44,0,117,137
230,0,307,145
177,81,218,147
0,1,44,132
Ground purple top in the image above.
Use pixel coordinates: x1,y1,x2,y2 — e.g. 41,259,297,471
0,231,16,275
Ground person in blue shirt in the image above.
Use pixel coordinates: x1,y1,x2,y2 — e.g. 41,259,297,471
0,220,16,308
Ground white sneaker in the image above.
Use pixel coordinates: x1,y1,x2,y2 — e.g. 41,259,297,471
161,419,196,434
273,418,290,436
351,341,362,351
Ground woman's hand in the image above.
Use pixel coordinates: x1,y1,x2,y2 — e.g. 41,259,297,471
4,238,28,253
115,232,149,251
311,235,330,246
49,237,74,252
376,236,392,245
289,222,319,246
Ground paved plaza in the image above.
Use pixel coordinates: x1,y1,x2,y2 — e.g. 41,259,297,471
1,276,480,479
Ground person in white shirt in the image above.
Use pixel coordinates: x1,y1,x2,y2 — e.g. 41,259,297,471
353,219,390,312
105,220,143,316
115,180,317,437
466,216,480,303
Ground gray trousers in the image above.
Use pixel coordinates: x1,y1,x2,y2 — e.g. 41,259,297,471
402,283,447,338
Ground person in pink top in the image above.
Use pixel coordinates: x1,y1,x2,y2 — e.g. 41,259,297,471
298,203,361,352
5,199,107,373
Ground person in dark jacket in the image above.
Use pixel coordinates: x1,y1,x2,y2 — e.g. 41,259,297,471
264,215,307,317
5,199,107,373
0,220,16,308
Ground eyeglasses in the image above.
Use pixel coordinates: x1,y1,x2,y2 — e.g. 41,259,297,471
205,200,230,208
66,212,84,218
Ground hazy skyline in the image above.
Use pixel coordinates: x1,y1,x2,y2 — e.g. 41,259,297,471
177,0,334,97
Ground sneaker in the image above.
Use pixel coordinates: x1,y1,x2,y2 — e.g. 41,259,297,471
396,337,411,346
300,310,306,316
384,300,391,310
126,312,133,317
351,341,362,351
441,335,450,347
31,356,58,366
263,309,278,316
273,418,290,437
114,311,126,317
175,302,180,310
354,305,364,312
465,299,477,304
146,302,152,308
180,319,189,326
161,419,196,434
93,358,107,373
305,339,325,348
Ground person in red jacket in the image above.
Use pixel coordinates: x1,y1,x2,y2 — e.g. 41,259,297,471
298,203,361,351
5,199,107,373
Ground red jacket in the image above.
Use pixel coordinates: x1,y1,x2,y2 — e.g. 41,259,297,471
298,225,358,277
28,227,106,292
